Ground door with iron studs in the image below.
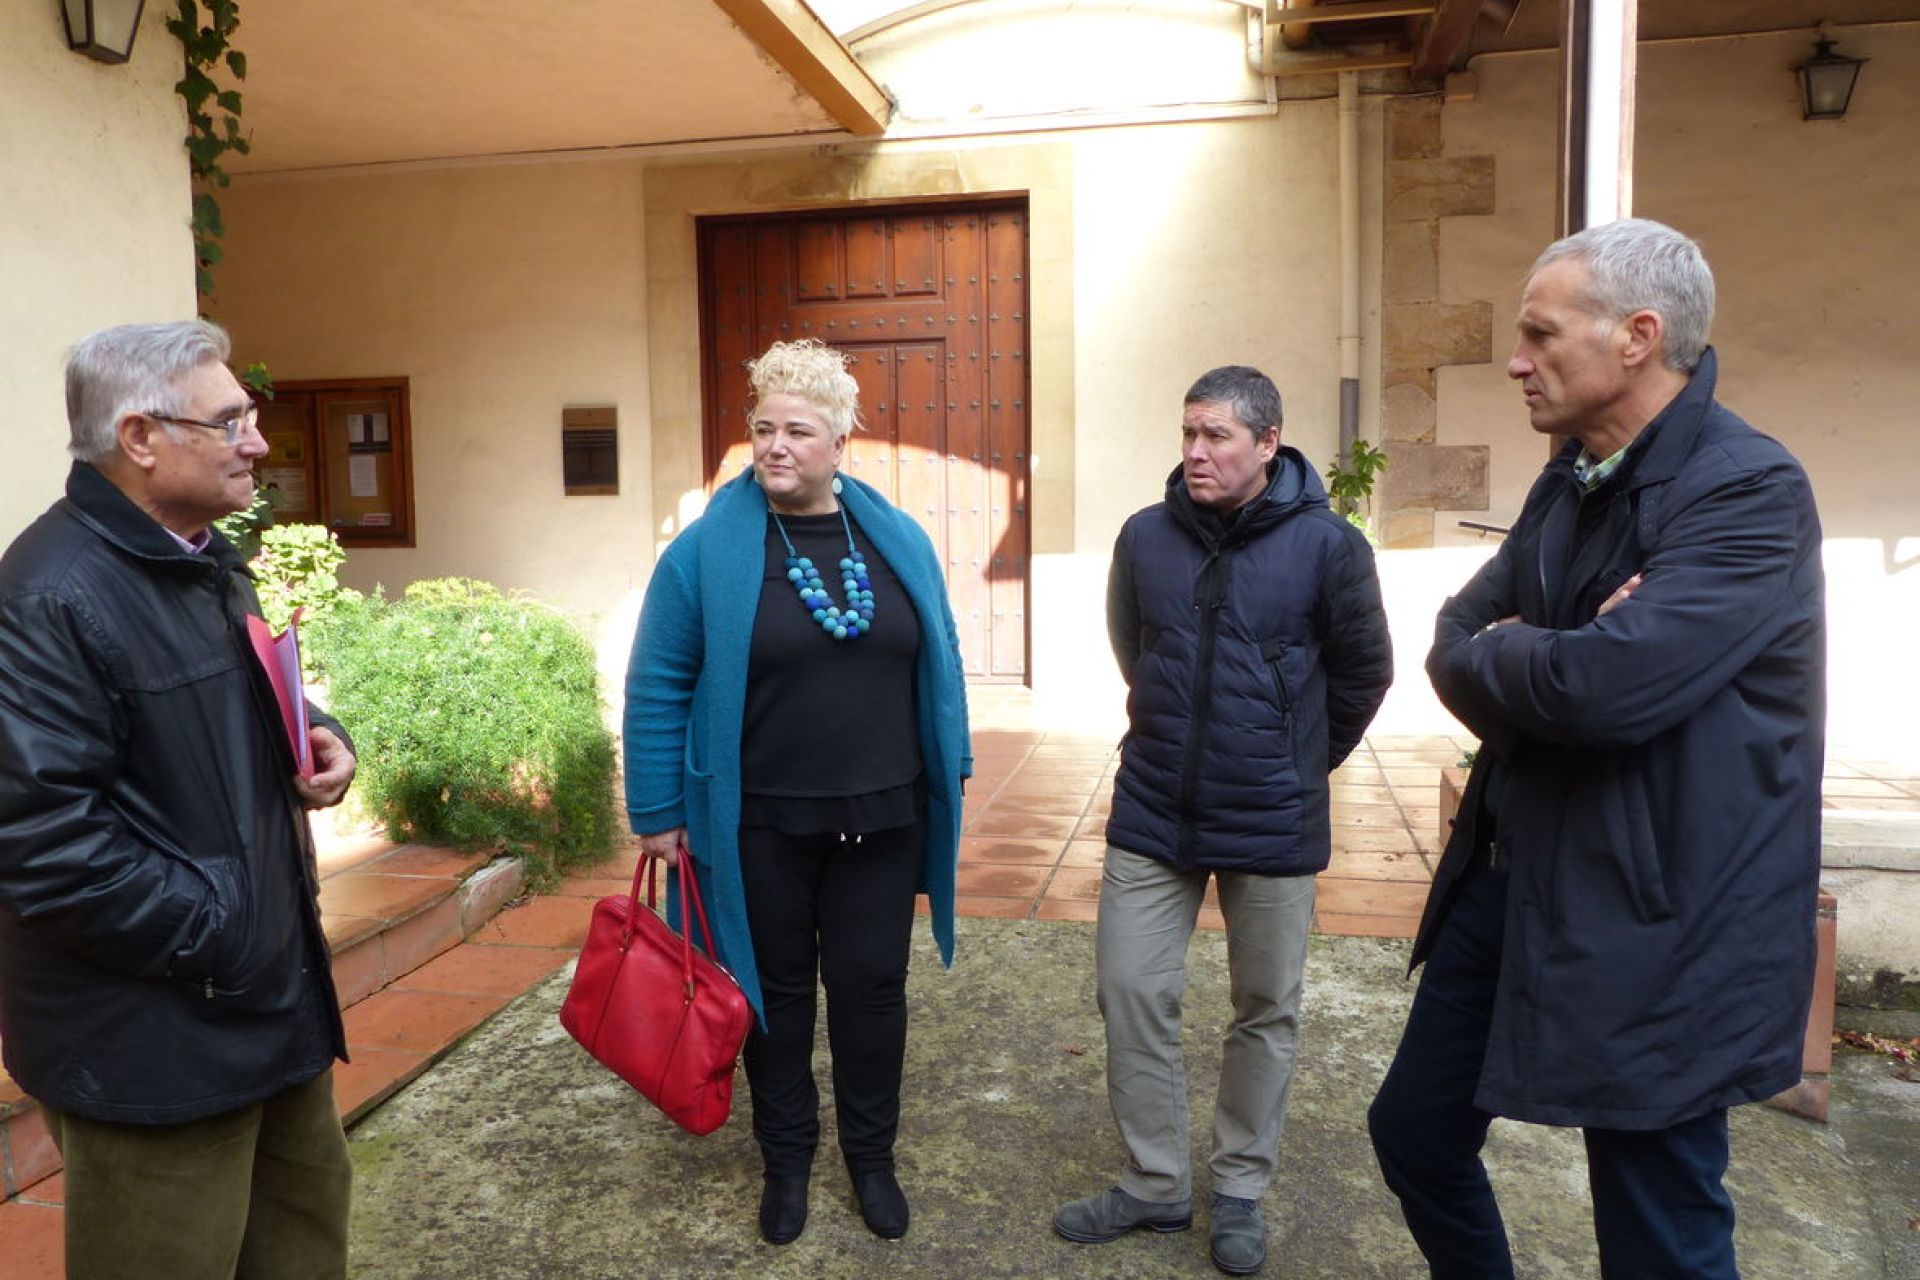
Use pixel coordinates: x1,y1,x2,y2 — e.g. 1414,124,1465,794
699,201,1031,682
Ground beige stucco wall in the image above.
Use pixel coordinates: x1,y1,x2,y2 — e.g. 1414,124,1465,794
213,160,656,678
1423,25,1920,755
0,0,194,540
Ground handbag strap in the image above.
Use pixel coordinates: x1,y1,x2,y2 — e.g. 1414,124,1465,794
632,845,721,1001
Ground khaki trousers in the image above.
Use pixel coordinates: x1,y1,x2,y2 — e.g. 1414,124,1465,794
44,1068,351,1280
1096,845,1316,1204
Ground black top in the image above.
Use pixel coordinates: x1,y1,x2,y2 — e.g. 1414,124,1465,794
742,507,923,833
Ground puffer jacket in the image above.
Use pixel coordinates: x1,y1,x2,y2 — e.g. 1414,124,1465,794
0,462,347,1124
1105,448,1392,873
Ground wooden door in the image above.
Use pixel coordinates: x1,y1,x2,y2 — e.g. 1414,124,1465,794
699,202,1030,682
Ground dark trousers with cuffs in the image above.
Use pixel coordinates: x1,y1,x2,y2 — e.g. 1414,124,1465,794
738,817,923,1178
1368,854,1739,1280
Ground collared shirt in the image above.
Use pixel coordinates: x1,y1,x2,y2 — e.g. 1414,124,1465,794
1572,443,1631,491
164,527,213,555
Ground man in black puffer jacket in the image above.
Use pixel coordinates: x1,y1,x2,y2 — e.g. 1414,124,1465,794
0,321,358,1279
1054,366,1391,1275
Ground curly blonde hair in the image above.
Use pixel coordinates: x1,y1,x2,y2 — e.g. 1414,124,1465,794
745,339,862,442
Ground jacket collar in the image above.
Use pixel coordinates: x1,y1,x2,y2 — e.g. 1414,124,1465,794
1164,445,1327,548
61,461,245,574
1618,345,1721,492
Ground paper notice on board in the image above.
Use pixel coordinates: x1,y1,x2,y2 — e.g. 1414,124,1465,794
349,454,379,497
260,467,308,511
347,412,391,446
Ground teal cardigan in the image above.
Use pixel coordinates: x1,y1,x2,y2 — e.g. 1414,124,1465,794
622,469,973,1020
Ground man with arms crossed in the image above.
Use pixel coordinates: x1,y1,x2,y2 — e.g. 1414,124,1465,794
1369,219,1825,1279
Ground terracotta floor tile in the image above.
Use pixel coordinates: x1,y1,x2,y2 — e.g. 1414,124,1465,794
975,791,1091,818
1084,792,1114,818
328,932,389,1009
1331,827,1420,853
15,1172,62,1205
1070,815,1110,842
1035,898,1100,924
955,896,1035,920
469,895,596,949
1379,766,1447,787
344,988,513,1057
1314,877,1431,918
995,775,1103,801
360,845,491,879
393,943,574,996
1061,840,1110,868
313,832,400,877
0,1198,63,1279
1822,778,1909,798
332,1047,431,1122
954,865,1049,898
1329,784,1400,805
1371,750,1461,768
4,1105,57,1196
1330,804,1414,828
1042,866,1105,902
318,873,453,925
548,876,634,900
0,1074,24,1110
1316,912,1420,939
1195,907,1226,932
321,912,383,953
965,811,1081,841
573,848,644,879
1823,796,1920,811
1325,850,1434,882
958,837,1064,866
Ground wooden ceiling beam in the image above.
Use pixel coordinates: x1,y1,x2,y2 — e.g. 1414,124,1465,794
1411,0,1485,78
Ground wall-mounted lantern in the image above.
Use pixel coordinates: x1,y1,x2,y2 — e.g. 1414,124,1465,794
1798,34,1868,121
61,0,146,64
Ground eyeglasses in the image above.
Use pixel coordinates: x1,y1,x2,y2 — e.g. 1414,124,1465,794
144,402,260,446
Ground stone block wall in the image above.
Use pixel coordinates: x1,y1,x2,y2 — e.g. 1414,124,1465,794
1376,96,1495,548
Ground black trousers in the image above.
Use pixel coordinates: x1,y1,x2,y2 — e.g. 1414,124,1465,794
737,817,923,1177
1368,855,1738,1279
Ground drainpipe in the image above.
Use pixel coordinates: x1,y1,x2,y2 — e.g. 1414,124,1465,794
1337,71,1361,472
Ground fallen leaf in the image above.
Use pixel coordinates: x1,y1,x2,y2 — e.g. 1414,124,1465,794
1059,1042,1086,1056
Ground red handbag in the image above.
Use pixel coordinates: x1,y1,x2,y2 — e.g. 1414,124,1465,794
559,848,751,1135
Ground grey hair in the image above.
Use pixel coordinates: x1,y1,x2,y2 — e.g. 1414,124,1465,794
1184,365,1282,437
745,339,862,442
65,320,233,463
1532,218,1715,372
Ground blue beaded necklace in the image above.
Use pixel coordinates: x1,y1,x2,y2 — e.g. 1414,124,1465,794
771,505,874,641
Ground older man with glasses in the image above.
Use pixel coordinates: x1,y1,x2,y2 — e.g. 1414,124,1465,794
0,320,358,1279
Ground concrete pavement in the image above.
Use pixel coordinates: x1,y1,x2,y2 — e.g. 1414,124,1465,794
343,916,1920,1279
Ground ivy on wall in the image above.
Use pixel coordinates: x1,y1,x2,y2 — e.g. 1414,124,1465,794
165,0,249,298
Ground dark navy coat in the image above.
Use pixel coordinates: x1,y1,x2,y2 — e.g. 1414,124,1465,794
1417,348,1826,1130
1105,448,1392,874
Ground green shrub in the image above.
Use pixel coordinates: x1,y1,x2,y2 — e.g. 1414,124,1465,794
251,523,357,633
313,578,618,886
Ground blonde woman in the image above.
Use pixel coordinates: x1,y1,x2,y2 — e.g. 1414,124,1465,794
623,340,971,1244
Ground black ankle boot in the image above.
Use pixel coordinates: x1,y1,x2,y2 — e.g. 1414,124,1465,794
850,1168,909,1240
759,1173,810,1245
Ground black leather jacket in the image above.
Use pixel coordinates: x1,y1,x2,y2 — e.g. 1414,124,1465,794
0,464,347,1123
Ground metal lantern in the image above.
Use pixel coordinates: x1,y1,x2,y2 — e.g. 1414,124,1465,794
1798,36,1868,121
62,0,146,64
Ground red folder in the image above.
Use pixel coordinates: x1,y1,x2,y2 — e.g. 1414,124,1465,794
247,608,314,779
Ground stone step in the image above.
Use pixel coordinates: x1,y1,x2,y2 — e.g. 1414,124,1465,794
0,843,527,1200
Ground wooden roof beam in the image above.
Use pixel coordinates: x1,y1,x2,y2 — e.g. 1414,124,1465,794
710,0,892,135
1412,0,1485,78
